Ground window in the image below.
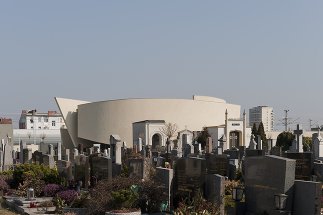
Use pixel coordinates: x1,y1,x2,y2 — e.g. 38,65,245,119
38,117,42,122
52,121,56,126
44,118,48,122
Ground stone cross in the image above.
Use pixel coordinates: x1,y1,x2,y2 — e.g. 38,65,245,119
230,133,238,149
293,124,303,152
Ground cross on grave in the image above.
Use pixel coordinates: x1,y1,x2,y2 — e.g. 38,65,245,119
230,133,238,149
293,124,303,152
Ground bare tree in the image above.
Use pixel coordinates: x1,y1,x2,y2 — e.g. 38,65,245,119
160,122,178,153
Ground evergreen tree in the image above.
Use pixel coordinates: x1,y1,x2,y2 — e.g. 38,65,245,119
276,131,294,151
252,123,258,142
257,121,267,146
196,127,210,149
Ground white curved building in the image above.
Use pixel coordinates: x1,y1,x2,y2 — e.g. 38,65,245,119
55,96,241,149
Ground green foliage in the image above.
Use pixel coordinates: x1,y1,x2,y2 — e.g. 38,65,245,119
196,127,211,149
303,136,312,152
111,188,138,209
252,123,258,138
257,122,267,147
276,132,295,151
53,197,67,213
12,164,60,189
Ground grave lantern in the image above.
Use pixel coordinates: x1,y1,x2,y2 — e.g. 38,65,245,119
232,186,244,202
274,193,288,210
27,188,35,200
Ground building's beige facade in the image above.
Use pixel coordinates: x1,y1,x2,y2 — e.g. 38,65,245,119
55,96,241,149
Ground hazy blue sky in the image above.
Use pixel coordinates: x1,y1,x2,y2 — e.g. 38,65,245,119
1,1,323,130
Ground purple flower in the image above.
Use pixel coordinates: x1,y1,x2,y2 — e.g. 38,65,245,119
44,184,63,197
56,190,78,204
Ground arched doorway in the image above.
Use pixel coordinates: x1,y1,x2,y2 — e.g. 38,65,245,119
152,133,161,150
229,131,240,149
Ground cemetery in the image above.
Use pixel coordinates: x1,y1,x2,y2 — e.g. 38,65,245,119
0,119,322,215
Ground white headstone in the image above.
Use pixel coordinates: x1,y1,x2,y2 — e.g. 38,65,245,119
57,142,62,160
138,138,143,152
103,149,108,157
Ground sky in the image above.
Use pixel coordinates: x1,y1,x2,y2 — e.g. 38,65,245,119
0,1,323,130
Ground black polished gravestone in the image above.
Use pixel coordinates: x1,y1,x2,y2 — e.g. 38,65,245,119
90,155,112,181
206,154,229,177
245,149,264,157
175,157,206,195
284,152,314,181
223,149,239,159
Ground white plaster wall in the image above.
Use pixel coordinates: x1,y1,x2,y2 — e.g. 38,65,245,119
77,98,240,147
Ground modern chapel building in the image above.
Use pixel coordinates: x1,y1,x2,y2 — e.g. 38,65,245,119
55,96,251,151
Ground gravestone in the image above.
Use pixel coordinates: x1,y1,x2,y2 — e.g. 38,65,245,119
293,180,321,215
314,161,323,181
78,143,84,154
175,157,206,195
90,155,112,181
205,137,213,154
223,149,239,159
156,167,174,210
313,130,323,160
128,158,144,179
270,146,282,157
22,148,32,164
110,135,122,165
74,154,90,188
205,174,225,215
48,144,54,156
43,154,55,168
57,160,72,180
206,154,229,177
257,135,262,150
183,143,194,158
19,141,26,164
244,155,295,214
289,124,304,153
87,147,93,155
57,142,62,160
284,152,313,180
65,149,70,162
245,149,264,157
32,151,43,165
249,134,257,150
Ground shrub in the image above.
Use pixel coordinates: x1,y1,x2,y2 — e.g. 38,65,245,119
174,192,220,215
15,175,45,197
88,177,139,214
56,190,78,205
44,184,63,197
0,179,9,193
12,164,60,188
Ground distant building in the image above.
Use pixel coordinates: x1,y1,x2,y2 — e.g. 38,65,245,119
14,110,64,152
19,110,65,130
0,117,13,142
249,106,274,132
